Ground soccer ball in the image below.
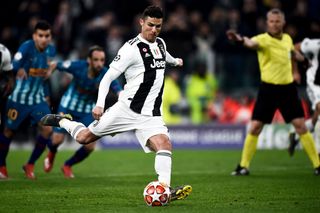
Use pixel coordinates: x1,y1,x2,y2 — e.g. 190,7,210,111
143,181,171,206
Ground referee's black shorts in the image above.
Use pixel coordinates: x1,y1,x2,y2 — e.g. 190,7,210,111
252,82,305,124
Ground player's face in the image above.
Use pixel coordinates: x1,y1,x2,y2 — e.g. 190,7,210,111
140,16,162,42
33,29,52,52
88,50,105,73
266,13,285,37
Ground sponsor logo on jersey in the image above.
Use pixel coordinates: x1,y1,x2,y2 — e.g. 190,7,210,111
150,59,165,68
29,68,47,77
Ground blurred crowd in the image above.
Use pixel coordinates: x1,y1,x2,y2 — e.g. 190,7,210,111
1,0,319,125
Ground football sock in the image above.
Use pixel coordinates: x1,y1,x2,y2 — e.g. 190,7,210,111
299,131,320,168
28,135,50,164
0,133,11,166
240,133,258,168
64,146,91,166
155,150,172,186
59,119,86,140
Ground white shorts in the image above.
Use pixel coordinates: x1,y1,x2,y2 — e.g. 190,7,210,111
306,82,320,110
88,101,170,153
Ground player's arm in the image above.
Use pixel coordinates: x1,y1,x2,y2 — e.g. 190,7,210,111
166,51,183,67
13,44,29,79
226,29,259,50
291,56,301,84
93,67,122,120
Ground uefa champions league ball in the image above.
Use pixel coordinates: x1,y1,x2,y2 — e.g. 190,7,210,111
143,181,171,206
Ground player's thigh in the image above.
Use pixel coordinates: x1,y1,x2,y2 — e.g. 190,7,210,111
88,102,136,136
306,84,320,111
135,116,170,153
5,100,31,130
31,102,52,124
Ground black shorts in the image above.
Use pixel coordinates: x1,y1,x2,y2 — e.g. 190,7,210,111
252,82,304,123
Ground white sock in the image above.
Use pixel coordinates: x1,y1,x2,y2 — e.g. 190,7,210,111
155,150,172,187
59,119,86,140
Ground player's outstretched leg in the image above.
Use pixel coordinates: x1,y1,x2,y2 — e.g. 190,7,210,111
288,132,299,157
40,114,72,127
170,185,192,201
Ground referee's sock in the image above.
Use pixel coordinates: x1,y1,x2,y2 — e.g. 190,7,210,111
240,133,258,168
300,131,320,168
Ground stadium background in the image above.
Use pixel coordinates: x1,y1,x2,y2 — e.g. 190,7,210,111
1,0,320,150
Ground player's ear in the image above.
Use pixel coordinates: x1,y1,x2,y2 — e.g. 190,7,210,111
139,18,144,27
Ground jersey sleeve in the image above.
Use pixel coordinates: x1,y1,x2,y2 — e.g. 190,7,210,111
109,42,135,73
251,34,265,49
12,41,30,72
56,60,82,75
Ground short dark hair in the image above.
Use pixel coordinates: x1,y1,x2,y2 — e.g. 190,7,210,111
88,45,104,58
34,20,51,32
142,5,164,19
267,8,285,19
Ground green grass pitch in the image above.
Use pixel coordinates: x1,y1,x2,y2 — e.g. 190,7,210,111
1,149,319,212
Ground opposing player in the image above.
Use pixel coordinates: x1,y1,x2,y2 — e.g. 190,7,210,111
288,38,320,157
0,20,56,179
41,6,192,200
226,8,320,175
44,45,122,178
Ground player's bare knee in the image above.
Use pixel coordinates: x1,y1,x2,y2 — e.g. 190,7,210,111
52,133,65,145
148,134,172,152
76,130,98,145
40,126,52,138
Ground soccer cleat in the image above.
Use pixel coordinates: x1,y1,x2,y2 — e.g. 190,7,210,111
22,164,36,180
40,114,72,127
170,185,192,201
288,132,299,157
44,151,56,173
315,166,320,176
0,166,8,179
61,165,74,179
231,164,250,176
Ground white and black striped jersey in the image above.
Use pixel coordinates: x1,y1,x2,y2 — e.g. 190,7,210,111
0,43,13,72
109,34,179,116
301,38,320,85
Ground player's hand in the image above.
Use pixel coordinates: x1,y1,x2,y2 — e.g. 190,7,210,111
92,106,104,120
175,58,183,67
226,29,243,42
45,61,57,79
16,68,28,80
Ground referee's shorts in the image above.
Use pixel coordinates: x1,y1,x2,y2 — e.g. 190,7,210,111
252,82,305,124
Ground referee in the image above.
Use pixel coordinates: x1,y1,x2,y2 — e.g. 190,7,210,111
227,8,320,175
